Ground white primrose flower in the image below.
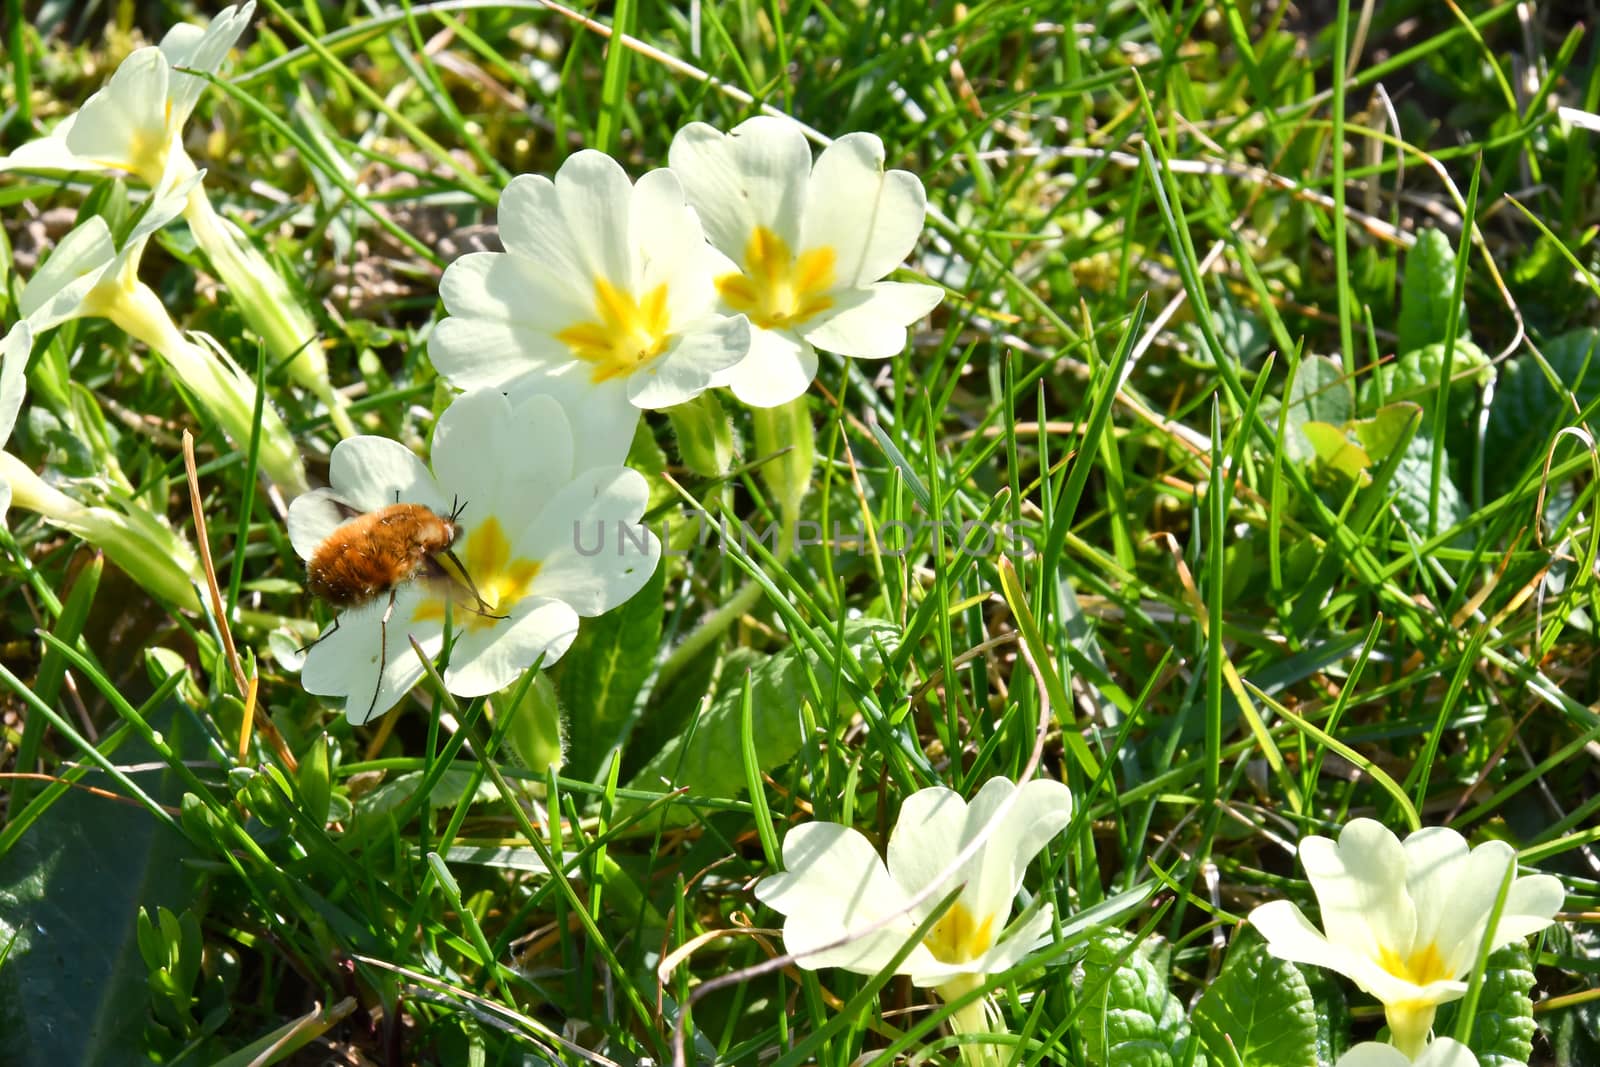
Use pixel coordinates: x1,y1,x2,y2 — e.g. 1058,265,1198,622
286,388,660,725
756,777,1073,1065
430,150,751,443
0,2,347,436
18,171,308,495
1,319,205,606
1249,819,1564,1059
667,117,945,408
0,321,36,522
1336,1039,1479,1067
0,4,255,184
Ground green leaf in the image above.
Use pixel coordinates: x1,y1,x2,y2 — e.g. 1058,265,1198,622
624,619,896,818
1483,328,1600,491
1074,929,1208,1067
1436,943,1537,1067
1298,964,1349,1067
556,562,665,781
1300,420,1373,485
1387,428,1466,535
1191,934,1318,1067
1278,355,1355,464
1398,226,1467,355
1360,340,1492,419
1297,404,1419,487
0,734,196,1066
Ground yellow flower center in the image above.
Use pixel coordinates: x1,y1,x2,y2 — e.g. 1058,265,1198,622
556,277,672,383
923,902,996,965
1376,941,1452,986
416,516,540,631
717,226,836,330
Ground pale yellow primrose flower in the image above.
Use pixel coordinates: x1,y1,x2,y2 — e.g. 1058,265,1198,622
18,173,308,495
667,117,945,408
0,321,204,607
0,2,347,436
1248,819,1563,1059
286,388,659,725
1337,1039,1479,1067
756,777,1072,1065
430,150,752,459
0,4,255,184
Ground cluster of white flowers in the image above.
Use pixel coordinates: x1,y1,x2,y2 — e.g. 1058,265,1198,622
2,12,1573,1067
2,5,946,725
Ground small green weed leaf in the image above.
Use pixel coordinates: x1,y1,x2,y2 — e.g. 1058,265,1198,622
1074,929,1208,1067
1398,226,1467,355
557,563,665,781
1387,429,1466,535
1298,964,1349,1066
1300,421,1373,485
1279,355,1355,463
624,620,896,815
1436,943,1537,1067
1484,328,1600,490
1360,340,1491,420
1191,934,1318,1067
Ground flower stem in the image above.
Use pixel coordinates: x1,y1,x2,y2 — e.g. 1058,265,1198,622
936,976,1007,1067
108,282,309,496
183,185,357,439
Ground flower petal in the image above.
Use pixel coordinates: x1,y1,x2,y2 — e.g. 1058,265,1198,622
519,468,658,615
756,822,934,977
802,133,928,287
1410,833,1509,975
553,151,638,288
160,2,254,128
442,595,580,697
1414,1038,1484,1067
495,172,588,286
801,281,943,359
668,117,812,258
430,389,575,537
302,584,445,725
286,487,352,562
960,776,1073,929
437,249,590,335
885,786,969,915
0,126,93,173
626,315,750,410
632,167,718,315
1303,819,1416,964
1333,1043,1413,1067
1487,873,1564,951
717,326,818,408
20,217,115,329
504,367,641,471
327,436,448,515
63,48,171,176
0,322,33,449
966,903,1058,981
1250,899,1377,987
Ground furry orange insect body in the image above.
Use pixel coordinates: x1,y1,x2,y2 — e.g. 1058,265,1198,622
307,502,458,608
303,497,502,721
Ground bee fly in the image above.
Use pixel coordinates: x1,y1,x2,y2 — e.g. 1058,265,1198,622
303,496,504,720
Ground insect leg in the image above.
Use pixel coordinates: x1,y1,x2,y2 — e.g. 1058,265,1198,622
364,586,398,723
297,614,342,655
